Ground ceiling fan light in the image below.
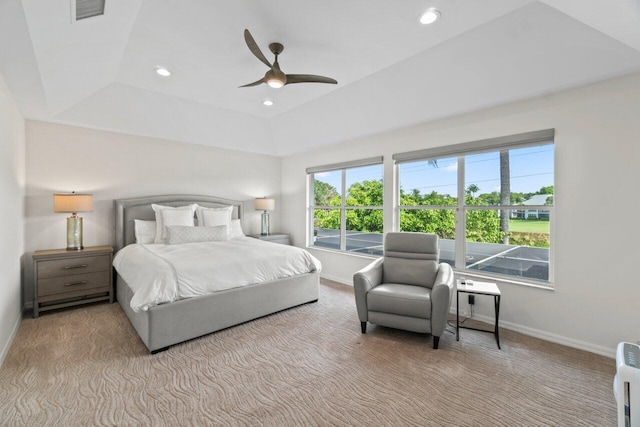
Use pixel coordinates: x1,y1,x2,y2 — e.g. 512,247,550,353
419,8,441,25
267,78,284,88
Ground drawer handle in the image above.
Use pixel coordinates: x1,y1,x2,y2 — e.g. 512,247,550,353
64,264,88,270
64,280,88,287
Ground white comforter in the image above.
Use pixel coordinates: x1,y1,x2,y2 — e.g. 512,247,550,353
113,237,322,312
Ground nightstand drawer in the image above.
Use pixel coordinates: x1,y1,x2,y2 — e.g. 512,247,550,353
37,255,110,279
37,271,111,297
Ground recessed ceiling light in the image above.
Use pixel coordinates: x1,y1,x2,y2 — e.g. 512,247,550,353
155,67,171,77
262,99,274,106
419,8,441,25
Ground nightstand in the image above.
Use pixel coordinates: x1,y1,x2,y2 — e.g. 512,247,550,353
32,245,114,318
247,233,291,245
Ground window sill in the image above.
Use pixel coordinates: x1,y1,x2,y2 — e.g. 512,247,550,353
306,246,554,291
454,269,554,291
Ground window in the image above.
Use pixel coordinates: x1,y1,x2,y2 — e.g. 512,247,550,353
398,156,458,266
308,157,383,256
395,130,554,284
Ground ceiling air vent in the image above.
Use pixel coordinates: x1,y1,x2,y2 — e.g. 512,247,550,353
75,0,105,20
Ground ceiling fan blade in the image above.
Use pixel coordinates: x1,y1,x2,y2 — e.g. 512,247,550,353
244,29,273,70
285,74,338,85
239,77,266,88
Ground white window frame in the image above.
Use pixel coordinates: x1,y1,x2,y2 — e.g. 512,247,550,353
393,129,555,286
307,157,384,254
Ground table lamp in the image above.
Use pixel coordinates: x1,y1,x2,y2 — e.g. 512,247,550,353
255,197,275,235
54,192,94,250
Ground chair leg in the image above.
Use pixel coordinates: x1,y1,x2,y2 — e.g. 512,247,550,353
361,322,367,334
433,336,440,349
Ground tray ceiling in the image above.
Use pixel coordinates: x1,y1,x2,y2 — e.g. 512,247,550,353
2,0,640,155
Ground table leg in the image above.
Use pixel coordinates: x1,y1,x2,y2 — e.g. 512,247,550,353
456,290,460,341
494,294,501,350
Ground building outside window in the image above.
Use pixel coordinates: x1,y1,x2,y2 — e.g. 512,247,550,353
395,129,555,284
307,157,384,256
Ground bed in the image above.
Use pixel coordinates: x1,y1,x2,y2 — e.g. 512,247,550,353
113,195,320,353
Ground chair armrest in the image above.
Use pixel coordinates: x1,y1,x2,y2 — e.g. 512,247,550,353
353,258,383,322
430,263,454,337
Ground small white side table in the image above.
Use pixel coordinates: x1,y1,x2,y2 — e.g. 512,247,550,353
456,280,501,349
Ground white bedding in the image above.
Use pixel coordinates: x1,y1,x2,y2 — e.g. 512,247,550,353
113,237,322,312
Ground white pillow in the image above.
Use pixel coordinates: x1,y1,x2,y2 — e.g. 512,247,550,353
195,205,233,230
134,219,156,244
230,219,244,238
166,225,229,245
151,204,197,243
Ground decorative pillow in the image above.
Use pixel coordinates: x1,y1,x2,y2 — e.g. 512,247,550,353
151,204,197,243
134,219,156,244
166,225,229,245
230,219,244,238
195,205,233,230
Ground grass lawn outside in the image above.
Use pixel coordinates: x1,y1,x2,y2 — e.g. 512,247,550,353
509,219,549,233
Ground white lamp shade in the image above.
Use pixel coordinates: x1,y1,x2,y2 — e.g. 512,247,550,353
54,193,94,213
255,198,275,211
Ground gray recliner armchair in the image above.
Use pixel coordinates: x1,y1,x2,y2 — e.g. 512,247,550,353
353,232,454,349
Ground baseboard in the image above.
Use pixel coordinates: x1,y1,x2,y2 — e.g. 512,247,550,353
0,311,22,367
326,275,616,358
320,273,352,286
467,312,615,359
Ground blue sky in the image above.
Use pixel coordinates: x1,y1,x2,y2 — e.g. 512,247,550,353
315,145,554,197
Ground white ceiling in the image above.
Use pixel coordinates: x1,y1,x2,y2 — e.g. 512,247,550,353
1,0,640,155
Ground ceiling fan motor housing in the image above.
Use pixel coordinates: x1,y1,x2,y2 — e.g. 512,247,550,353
266,69,287,87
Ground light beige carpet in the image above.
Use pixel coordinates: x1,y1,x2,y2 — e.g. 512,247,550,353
1,280,616,426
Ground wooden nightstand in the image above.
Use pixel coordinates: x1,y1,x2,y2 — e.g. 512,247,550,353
247,233,291,245
32,245,114,318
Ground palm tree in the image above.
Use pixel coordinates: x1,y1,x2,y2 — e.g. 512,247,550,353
500,150,510,244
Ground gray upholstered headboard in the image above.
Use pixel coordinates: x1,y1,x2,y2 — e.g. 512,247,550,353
114,195,244,252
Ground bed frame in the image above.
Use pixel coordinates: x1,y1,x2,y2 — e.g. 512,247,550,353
114,195,319,353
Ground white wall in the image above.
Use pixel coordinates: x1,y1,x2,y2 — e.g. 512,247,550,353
0,74,25,365
281,72,640,357
24,121,282,305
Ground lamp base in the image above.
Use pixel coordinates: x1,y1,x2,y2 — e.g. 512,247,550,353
66,215,84,251
261,211,270,236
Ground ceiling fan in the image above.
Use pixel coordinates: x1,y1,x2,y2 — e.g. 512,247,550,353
239,29,338,89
